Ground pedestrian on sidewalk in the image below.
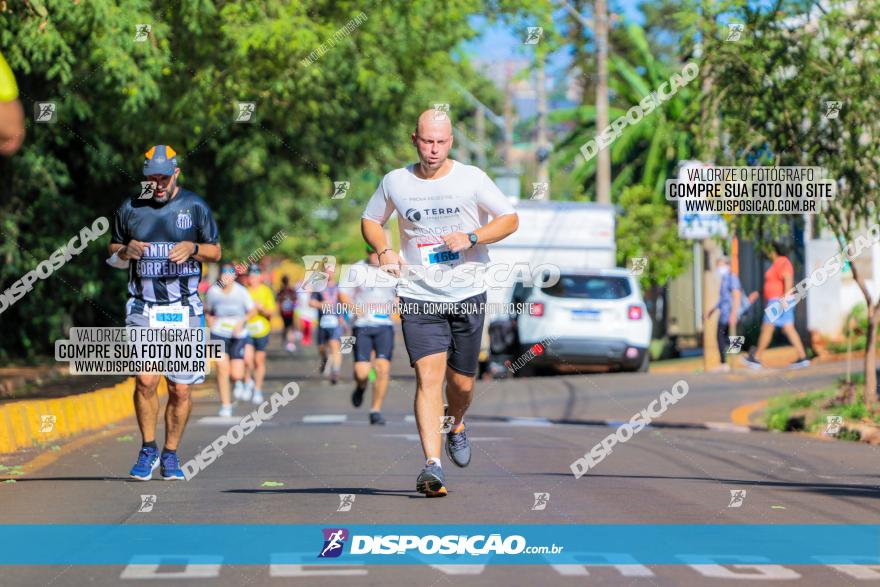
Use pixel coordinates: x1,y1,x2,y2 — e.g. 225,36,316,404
704,256,758,372
743,243,810,370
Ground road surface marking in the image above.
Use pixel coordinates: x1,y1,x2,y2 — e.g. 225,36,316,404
507,417,553,426
376,434,510,442
303,415,348,424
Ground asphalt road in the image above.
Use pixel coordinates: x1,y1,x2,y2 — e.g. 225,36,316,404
2,335,879,586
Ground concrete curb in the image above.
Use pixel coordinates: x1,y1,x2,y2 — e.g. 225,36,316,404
0,378,167,454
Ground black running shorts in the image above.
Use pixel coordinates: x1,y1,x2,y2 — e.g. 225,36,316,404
352,325,394,362
398,292,486,376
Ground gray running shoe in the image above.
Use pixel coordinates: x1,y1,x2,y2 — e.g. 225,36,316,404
445,423,471,467
416,462,447,497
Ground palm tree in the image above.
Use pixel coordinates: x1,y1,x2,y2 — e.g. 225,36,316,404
553,23,700,203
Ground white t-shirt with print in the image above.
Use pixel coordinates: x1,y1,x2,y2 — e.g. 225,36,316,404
339,260,397,328
362,161,516,302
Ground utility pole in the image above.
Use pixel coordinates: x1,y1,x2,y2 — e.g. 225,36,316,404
594,0,610,204
536,57,549,184
503,66,515,168
560,0,611,204
475,103,487,169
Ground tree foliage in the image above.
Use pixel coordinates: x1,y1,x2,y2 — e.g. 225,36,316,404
0,0,541,358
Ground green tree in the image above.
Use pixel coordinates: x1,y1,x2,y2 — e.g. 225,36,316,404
0,0,543,359
698,0,880,406
553,22,701,202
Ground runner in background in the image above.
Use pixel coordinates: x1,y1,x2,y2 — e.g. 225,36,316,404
277,275,299,353
309,266,344,384
205,263,255,417
296,284,317,347
0,50,24,156
338,246,397,425
244,264,276,404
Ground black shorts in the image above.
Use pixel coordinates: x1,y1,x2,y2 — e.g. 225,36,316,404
246,334,270,351
398,292,486,376
318,325,343,345
353,325,394,362
213,335,247,360
281,315,293,328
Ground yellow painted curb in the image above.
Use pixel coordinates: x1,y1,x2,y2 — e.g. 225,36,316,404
0,378,167,454
730,399,768,427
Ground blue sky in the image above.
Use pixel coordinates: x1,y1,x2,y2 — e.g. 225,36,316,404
463,1,646,63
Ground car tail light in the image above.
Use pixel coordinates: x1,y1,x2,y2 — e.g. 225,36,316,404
628,304,643,320
529,302,544,317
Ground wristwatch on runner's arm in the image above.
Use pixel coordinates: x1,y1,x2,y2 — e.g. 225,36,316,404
468,233,478,248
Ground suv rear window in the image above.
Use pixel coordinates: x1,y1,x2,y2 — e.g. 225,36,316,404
543,275,632,299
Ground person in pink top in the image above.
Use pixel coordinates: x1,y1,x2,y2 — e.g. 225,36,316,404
742,243,810,370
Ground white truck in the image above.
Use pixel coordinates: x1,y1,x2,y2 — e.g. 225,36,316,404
481,200,651,376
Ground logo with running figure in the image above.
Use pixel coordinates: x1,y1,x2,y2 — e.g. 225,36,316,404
318,528,349,558
332,181,350,200
34,102,57,124
176,209,193,230
337,494,355,512
432,103,450,121
524,27,544,45
299,255,336,293
140,181,157,199
728,489,747,508
824,101,842,119
39,414,56,433
726,23,744,42
340,336,356,354
727,336,744,354
235,102,256,123
134,24,152,42
531,492,550,510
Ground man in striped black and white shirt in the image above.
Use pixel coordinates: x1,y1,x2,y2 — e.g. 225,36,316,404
108,144,221,481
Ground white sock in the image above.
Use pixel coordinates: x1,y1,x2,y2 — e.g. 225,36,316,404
426,457,441,467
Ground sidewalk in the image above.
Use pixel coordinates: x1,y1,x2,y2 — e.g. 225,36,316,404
650,345,863,374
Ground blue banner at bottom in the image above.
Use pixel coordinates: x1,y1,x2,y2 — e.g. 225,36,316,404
1,525,879,565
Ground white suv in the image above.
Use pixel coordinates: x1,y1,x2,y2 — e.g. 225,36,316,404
501,268,652,374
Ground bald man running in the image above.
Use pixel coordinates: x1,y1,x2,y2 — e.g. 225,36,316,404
362,109,519,496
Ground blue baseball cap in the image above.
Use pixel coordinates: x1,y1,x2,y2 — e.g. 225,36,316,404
143,145,178,176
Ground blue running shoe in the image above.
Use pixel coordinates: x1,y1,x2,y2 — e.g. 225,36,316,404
416,462,447,497
129,446,160,481
160,451,185,480
445,423,471,467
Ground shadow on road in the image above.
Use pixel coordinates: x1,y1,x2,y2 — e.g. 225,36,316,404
582,473,880,498
224,487,419,498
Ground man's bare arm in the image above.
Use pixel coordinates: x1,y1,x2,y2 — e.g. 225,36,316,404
474,213,519,245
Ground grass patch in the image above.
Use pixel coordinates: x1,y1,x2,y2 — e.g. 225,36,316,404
765,388,836,432
763,380,880,439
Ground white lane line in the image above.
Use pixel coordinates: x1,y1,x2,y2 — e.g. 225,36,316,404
705,422,751,433
404,415,416,423
376,434,511,442
303,415,348,424
197,416,241,425
506,417,554,427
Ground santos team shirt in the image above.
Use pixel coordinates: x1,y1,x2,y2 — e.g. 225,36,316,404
111,188,219,313
362,161,516,302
